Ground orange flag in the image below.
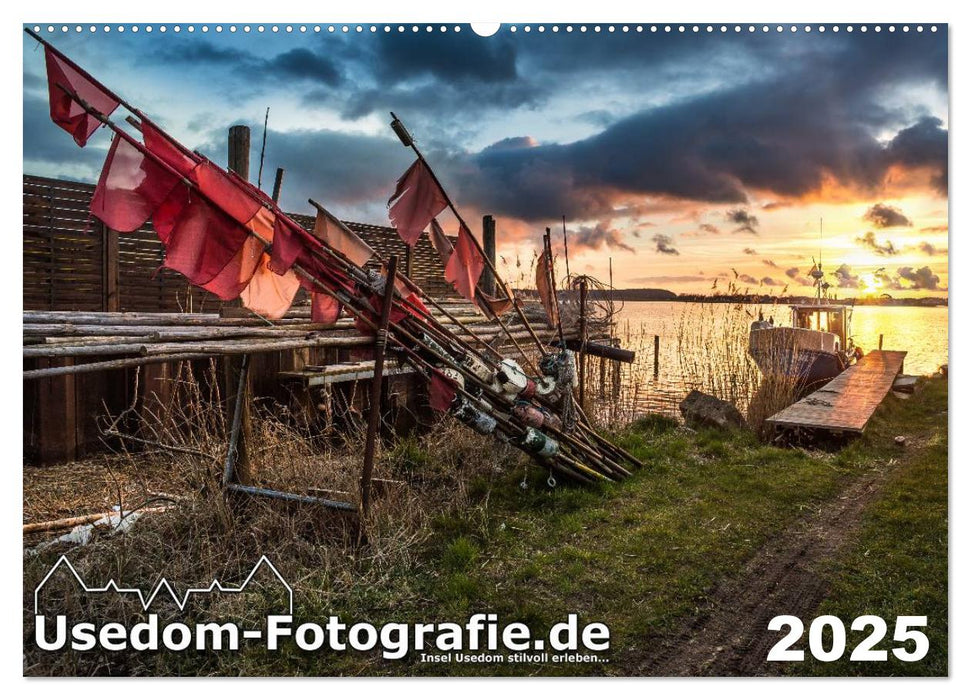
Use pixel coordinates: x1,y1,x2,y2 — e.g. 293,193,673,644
536,245,560,328
312,207,375,268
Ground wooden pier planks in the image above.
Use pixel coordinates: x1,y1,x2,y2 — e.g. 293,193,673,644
766,350,908,434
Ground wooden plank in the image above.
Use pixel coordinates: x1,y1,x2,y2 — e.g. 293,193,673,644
766,350,907,433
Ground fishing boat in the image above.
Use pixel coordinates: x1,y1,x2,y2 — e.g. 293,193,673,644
748,255,862,392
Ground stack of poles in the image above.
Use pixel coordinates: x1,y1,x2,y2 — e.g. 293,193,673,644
25,30,641,485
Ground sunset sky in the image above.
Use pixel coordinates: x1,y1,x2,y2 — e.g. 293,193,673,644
22,24,949,296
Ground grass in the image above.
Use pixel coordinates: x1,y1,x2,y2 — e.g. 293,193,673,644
797,377,948,676
23,375,947,677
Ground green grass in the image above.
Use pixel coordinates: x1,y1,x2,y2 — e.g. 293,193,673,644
26,378,948,677
797,378,948,676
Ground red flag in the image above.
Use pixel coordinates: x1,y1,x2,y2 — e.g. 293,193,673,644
90,136,183,233
268,216,311,275
311,292,342,325
159,195,251,287
44,46,120,146
192,162,262,226
388,159,447,246
535,247,560,328
312,208,375,267
444,224,485,301
198,236,265,300
143,121,201,177
428,217,454,267
428,371,458,412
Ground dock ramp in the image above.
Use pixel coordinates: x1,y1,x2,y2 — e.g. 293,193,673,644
766,350,907,435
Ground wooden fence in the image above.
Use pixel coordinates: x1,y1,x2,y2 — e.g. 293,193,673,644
23,174,456,464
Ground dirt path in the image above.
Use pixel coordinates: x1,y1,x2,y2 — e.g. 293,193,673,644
635,463,895,676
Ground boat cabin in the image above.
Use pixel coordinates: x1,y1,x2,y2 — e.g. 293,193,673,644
790,304,849,351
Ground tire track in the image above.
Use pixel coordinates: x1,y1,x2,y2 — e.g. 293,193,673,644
635,464,895,676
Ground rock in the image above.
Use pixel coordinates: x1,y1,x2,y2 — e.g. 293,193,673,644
679,390,746,431
894,435,908,446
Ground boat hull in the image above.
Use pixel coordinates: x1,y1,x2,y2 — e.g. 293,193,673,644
749,328,849,393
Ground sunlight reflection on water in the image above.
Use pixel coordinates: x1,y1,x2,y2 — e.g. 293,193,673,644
610,301,948,417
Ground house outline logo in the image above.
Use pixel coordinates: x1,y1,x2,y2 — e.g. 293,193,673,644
34,555,293,616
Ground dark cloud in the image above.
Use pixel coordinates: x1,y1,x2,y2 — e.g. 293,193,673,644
897,265,941,290
738,273,759,285
856,231,898,256
570,222,635,254
761,276,784,287
266,48,341,85
917,241,946,256
763,259,778,268
785,266,812,286
885,117,948,194
698,223,722,235
863,203,912,228
454,31,947,223
833,263,860,288
727,208,758,235
146,40,345,97
920,225,948,233
652,233,679,255
742,247,757,255
372,31,518,84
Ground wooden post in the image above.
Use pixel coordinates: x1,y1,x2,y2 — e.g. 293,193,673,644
228,125,251,180
578,278,588,409
271,167,285,203
481,215,496,296
102,224,119,312
360,255,399,518
654,335,660,378
405,244,414,279
36,358,77,464
224,125,252,483
879,334,884,350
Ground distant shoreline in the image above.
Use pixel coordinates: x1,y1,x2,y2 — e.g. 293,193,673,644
518,288,947,307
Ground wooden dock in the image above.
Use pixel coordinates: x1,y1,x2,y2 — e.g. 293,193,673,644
766,350,907,434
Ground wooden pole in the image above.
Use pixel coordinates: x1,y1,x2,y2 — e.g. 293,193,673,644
578,278,588,409
271,168,285,203
102,223,119,312
360,255,399,517
654,335,660,378
405,244,414,279
879,333,884,350
228,125,251,181
225,125,252,483
562,215,572,285
482,215,496,296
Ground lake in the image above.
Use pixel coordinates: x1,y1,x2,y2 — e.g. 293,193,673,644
604,301,948,418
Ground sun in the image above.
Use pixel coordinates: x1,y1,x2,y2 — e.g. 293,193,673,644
859,272,884,296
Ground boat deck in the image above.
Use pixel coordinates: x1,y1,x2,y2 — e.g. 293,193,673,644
766,350,907,434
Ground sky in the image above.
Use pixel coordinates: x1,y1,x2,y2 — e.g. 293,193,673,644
22,23,949,296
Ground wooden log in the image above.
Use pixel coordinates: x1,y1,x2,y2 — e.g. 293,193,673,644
23,506,172,534
23,311,335,327
24,334,376,359
24,323,330,338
